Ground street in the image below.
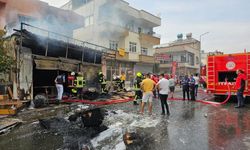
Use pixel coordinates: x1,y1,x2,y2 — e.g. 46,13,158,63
1,89,250,150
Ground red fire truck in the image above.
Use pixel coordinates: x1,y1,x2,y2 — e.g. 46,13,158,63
207,52,250,97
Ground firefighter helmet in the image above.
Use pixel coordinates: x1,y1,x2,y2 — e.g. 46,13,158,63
71,88,77,94
136,72,142,77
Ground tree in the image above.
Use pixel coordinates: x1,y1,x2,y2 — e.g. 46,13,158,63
0,29,15,73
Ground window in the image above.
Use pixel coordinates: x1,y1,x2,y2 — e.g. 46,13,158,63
141,47,148,55
196,56,199,64
85,15,94,27
129,42,137,53
218,71,237,82
109,40,118,50
181,55,186,62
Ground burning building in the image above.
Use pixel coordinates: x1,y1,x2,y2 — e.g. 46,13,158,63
0,0,84,36
0,0,115,100
61,0,161,80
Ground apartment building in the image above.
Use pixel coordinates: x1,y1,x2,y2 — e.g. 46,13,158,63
155,33,200,76
0,0,83,36
61,0,161,80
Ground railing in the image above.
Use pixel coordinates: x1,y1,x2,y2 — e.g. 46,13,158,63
20,23,111,53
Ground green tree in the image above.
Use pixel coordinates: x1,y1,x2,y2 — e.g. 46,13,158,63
0,30,14,73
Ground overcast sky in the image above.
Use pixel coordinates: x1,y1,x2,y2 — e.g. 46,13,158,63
40,0,250,53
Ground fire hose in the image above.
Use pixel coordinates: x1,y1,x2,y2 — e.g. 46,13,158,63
63,98,134,105
196,81,231,106
169,82,231,107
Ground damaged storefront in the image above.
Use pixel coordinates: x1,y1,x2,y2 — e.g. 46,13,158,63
5,23,114,100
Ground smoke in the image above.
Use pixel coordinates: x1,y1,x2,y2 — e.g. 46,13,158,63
2,0,83,38
98,0,154,43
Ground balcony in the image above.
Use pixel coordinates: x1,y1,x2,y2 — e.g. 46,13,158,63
139,33,160,45
99,22,129,37
140,10,161,26
139,55,155,63
159,62,199,69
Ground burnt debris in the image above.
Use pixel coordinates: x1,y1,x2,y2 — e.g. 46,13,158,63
13,28,103,64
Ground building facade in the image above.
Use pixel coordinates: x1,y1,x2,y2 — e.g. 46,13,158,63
0,0,83,36
155,33,200,76
61,0,161,80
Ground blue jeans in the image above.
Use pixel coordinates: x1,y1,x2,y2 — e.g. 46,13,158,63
56,84,63,100
236,90,244,107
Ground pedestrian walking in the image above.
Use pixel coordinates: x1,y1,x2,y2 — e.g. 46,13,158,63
140,73,155,115
193,73,200,96
156,73,170,115
235,69,246,108
189,75,196,101
181,75,190,100
169,75,175,99
55,73,65,102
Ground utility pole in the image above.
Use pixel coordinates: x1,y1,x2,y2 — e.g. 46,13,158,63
199,32,209,74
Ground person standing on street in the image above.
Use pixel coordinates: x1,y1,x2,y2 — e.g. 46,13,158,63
157,73,170,115
120,72,126,90
140,73,155,115
181,75,190,100
169,75,175,99
189,75,196,101
193,73,200,96
235,69,246,108
55,73,65,102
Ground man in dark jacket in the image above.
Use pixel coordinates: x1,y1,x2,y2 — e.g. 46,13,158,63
189,75,196,101
235,69,246,108
181,75,190,100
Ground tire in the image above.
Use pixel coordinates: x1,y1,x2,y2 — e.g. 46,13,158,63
34,94,48,108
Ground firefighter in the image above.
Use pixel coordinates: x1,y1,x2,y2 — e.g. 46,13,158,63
133,72,143,105
98,72,107,93
189,75,196,101
120,72,126,90
113,74,122,92
74,72,86,88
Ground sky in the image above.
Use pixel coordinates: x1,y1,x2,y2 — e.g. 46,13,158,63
40,0,250,53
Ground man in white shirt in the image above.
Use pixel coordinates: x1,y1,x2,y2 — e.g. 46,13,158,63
156,73,170,115
193,73,200,96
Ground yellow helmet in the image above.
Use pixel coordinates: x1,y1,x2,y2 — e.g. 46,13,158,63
136,72,142,77
71,88,77,94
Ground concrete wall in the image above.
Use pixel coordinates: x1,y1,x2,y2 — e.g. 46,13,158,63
19,48,33,99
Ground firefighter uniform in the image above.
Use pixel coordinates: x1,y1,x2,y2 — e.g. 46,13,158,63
98,72,107,93
71,72,86,96
133,72,143,105
120,73,126,90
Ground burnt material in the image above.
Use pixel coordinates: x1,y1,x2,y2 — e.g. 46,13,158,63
81,108,104,127
13,28,104,64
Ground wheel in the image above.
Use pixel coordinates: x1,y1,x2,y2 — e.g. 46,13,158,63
34,94,48,108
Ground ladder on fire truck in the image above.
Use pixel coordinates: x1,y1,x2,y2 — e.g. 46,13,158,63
247,53,250,93
207,55,215,90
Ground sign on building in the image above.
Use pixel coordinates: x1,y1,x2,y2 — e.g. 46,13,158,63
154,53,170,61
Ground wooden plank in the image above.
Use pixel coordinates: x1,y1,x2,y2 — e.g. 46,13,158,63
7,87,13,99
0,109,16,115
0,95,8,101
0,101,23,106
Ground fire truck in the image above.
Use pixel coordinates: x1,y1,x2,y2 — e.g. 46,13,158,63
207,52,250,97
